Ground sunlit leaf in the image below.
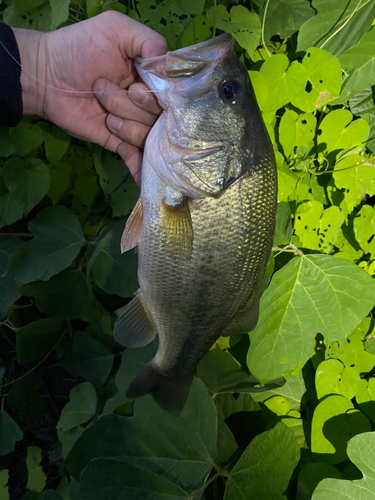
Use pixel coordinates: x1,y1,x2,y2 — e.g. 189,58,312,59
26,446,46,493
248,255,375,383
312,432,375,498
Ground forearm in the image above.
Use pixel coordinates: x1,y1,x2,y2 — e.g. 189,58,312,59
12,28,47,118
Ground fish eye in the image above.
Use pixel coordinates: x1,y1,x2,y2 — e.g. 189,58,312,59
219,80,240,101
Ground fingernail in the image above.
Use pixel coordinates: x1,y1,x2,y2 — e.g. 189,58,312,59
107,114,123,132
130,87,149,106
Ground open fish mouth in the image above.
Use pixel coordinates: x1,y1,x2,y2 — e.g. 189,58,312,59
135,34,233,105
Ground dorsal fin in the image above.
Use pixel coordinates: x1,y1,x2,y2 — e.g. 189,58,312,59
121,197,143,253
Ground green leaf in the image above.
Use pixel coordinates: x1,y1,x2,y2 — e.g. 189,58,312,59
224,422,300,500
47,161,72,205
319,109,370,152
79,460,189,499
3,2,51,31
89,219,138,298
16,317,63,365
50,0,70,29
297,463,342,500
0,128,13,157
94,151,139,217
315,359,360,400
250,55,306,114
248,255,375,383
57,382,97,431
291,48,342,112
333,154,375,213
207,5,261,57
334,29,375,104
312,432,375,498
274,202,292,247
2,157,50,216
86,0,102,17
103,341,158,413
8,123,43,157
66,378,217,493
252,372,306,411
197,347,284,395
354,205,375,256
256,0,315,41
216,418,237,464
278,110,317,158
349,87,375,153
294,202,344,253
0,236,23,319
21,270,102,321
71,170,100,208
297,0,375,55
43,125,71,163
182,16,212,47
0,411,23,456
58,426,85,461
26,446,47,493
59,331,114,389
311,395,371,463
7,206,85,284
0,469,9,500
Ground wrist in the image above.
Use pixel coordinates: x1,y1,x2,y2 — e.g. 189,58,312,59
13,28,47,118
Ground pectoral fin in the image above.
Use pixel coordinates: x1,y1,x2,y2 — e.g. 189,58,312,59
113,291,156,348
161,197,193,258
223,300,260,336
121,197,143,253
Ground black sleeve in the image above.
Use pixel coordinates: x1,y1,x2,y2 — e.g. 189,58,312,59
0,23,22,127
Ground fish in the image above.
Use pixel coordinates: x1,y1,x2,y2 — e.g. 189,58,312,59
113,34,277,414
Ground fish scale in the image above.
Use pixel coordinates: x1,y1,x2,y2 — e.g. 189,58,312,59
114,34,277,413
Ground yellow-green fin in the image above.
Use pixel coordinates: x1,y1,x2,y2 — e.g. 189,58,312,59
121,197,143,253
223,300,260,336
113,291,156,348
161,197,193,258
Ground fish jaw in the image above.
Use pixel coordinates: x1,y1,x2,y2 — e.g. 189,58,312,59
135,34,233,109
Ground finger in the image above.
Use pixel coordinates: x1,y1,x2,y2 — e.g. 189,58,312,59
106,116,151,149
94,79,158,127
127,82,162,116
117,142,142,186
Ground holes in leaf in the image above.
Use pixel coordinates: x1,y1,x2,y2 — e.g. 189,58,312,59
301,120,307,124
319,79,323,84
350,364,355,368
150,4,156,9
308,188,312,194
160,17,166,26
317,129,322,136
368,234,374,245
297,215,301,220
347,339,351,343
307,52,311,57
305,81,313,93
338,378,341,382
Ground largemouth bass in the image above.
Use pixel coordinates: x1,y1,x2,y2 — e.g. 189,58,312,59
114,34,277,414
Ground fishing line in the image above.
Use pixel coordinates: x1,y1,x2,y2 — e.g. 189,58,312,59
0,37,160,96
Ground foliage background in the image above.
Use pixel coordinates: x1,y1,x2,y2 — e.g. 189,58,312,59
1,0,375,499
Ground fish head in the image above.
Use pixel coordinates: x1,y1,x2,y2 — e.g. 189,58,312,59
136,35,271,197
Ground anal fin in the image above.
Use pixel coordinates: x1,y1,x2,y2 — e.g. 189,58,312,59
114,291,156,348
223,300,260,336
121,197,143,253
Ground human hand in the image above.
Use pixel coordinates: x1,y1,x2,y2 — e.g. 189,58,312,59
14,12,166,183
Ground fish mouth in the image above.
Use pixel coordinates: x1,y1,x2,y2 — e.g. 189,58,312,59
135,34,233,99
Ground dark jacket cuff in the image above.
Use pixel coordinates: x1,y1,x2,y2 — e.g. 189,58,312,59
0,23,22,127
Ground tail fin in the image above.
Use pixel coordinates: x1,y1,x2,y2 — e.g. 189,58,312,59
126,364,193,415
